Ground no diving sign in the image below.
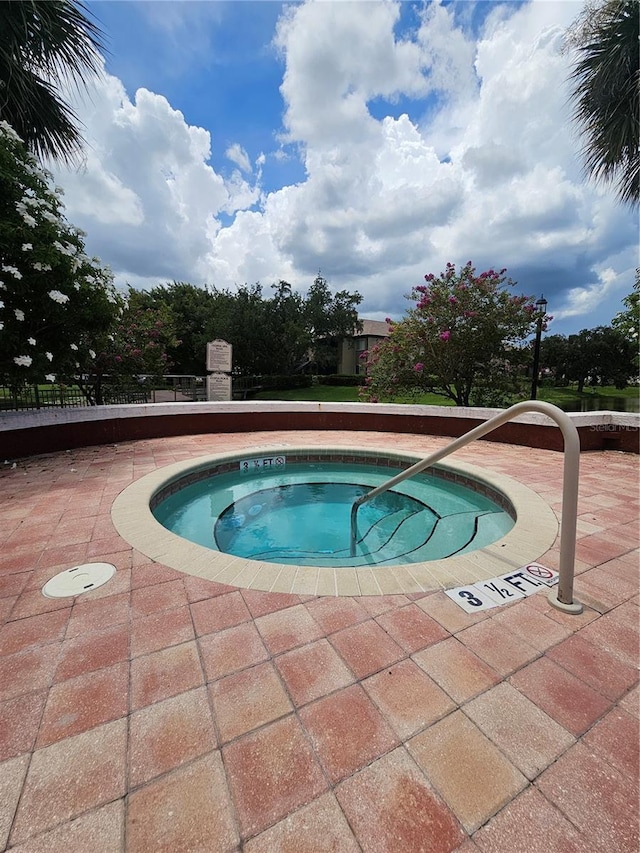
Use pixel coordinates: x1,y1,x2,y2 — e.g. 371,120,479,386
522,563,557,583
446,563,559,613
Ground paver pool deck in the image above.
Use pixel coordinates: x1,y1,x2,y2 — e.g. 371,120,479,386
0,428,637,852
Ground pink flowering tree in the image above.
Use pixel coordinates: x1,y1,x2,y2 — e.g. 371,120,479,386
76,289,180,405
361,262,542,406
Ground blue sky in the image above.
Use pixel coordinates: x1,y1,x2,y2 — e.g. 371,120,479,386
51,0,638,337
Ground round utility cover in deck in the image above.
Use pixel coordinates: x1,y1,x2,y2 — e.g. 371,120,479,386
42,563,116,598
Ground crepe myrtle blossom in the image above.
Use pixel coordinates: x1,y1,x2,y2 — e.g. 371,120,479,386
363,261,538,407
22,214,37,227
70,343,78,350
45,374,56,382
89,349,96,359
48,290,69,305
46,352,53,361
13,355,32,367
21,244,32,252
14,309,24,321
27,337,36,345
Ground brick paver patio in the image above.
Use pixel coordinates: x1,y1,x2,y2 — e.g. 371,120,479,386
0,429,638,852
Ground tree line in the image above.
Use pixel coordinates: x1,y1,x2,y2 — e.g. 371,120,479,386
539,282,639,393
132,278,362,377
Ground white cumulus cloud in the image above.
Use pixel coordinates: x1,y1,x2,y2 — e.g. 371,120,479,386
50,0,637,331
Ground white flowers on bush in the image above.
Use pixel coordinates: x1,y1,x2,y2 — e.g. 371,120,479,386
52,240,77,256
3,121,117,382
2,265,22,279
0,121,21,142
45,373,56,382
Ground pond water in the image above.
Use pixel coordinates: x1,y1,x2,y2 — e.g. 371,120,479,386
556,395,639,413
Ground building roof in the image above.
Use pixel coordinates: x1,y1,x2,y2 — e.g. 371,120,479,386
356,319,392,338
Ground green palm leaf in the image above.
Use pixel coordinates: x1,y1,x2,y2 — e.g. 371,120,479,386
569,0,639,206
0,0,106,163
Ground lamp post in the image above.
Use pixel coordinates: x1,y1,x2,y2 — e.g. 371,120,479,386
530,295,548,400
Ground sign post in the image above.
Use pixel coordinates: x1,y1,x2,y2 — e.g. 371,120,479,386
206,340,232,401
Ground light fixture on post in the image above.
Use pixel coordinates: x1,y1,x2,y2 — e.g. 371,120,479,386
530,295,548,400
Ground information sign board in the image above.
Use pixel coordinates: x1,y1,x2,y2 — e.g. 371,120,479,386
206,339,232,373
206,373,231,401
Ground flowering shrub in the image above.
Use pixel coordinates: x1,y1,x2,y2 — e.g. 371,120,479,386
81,290,180,403
361,261,542,406
0,121,119,387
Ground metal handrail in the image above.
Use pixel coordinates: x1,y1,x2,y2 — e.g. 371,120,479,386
349,401,583,614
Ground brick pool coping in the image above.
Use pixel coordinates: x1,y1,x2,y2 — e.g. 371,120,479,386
111,446,558,596
112,446,558,597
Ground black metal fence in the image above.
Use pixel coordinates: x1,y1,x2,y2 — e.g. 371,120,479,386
0,374,339,411
0,375,206,412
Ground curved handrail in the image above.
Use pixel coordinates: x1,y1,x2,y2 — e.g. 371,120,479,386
350,401,583,614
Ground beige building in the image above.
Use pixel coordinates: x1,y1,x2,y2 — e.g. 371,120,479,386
336,319,392,375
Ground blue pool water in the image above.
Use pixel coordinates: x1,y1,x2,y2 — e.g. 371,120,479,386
153,460,514,567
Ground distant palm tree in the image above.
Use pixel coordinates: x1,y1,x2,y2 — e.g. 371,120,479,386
0,0,105,164
568,0,639,207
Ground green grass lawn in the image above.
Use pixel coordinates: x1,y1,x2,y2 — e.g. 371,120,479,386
254,385,364,403
254,383,639,410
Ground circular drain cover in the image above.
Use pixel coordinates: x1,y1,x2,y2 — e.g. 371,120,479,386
42,563,116,598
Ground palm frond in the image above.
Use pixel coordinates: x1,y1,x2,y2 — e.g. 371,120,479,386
0,0,106,163
569,0,639,206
